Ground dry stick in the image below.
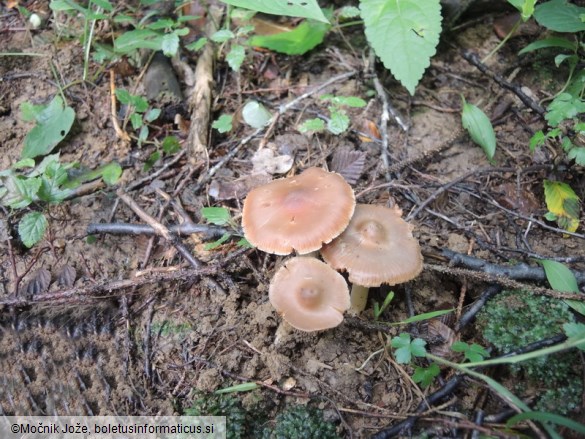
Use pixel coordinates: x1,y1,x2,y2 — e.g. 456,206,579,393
87,218,228,238
425,263,585,301
187,5,223,162
193,70,358,192
460,49,546,117
440,248,585,286
372,72,392,180
109,69,131,143
116,189,201,269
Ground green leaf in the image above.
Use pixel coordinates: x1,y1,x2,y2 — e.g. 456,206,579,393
130,112,143,130
299,118,325,133
218,0,328,23
161,32,180,56
201,206,231,225
338,6,361,19
214,382,259,394
186,37,207,52
391,333,427,364
226,44,246,71
20,101,46,122
545,93,585,127
461,99,496,161
101,162,122,185
323,95,367,108
18,211,48,248
91,0,113,11
21,96,75,159
360,0,442,95
563,322,585,350
114,29,164,53
539,259,585,316
534,0,585,32
452,341,489,362
162,136,181,154
507,411,585,434
212,114,233,133
204,232,232,250
327,106,350,135
519,36,577,55
412,363,440,388
395,309,454,324
143,151,160,171
543,180,580,232
147,18,175,30
242,101,272,129
248,20,329,55
211,29,235,43
568,146,585,166
507,0,536,21
144,108,161,123
13,158,35,169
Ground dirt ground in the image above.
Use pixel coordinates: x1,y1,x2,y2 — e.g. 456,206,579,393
1,1,585,438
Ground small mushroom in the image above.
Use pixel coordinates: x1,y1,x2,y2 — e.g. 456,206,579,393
242,167,355,255
269,257,350,331
321,204,423,313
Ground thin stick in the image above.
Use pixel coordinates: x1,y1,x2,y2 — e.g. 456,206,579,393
109,70,131,142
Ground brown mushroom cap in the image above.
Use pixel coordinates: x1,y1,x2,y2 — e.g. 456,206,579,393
321,204,423,287
242,167,355,255
269,257,350,331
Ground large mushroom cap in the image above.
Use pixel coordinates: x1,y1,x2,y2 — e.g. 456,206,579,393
321,204,423,287
269,257,350,331
242,167,355,255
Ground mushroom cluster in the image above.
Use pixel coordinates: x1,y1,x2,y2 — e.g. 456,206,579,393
242,167,423,331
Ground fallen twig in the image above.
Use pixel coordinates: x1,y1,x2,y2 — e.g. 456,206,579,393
87,222,228,239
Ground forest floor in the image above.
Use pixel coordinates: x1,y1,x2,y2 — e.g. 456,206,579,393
1,1,585,438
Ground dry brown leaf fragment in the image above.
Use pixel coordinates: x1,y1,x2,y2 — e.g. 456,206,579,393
25,268,51,296
330,147,366,185
358,119,381,142
56,265,77,287
209,173,272,200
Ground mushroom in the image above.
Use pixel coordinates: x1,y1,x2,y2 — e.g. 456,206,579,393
320,204,423,314
269,257,350,331
242,167,356,255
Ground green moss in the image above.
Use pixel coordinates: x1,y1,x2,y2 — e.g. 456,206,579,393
262,405,339,439
477,290,581,415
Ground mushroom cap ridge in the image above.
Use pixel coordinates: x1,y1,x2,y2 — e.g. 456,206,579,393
269,257,350,331
320,204,423,287
242,167,356,255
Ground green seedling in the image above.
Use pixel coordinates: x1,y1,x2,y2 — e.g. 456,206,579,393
451,341,489,363
461,97,496,162
373,291,394,321
201,207,251,250
412,363,440,388
212,114,234,133
299,94,367,135
143,135,182,172
0,154,121,247
390,333,427,364
115,89,160,146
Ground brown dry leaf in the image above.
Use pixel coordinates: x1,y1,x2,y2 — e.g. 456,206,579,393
494,183,540,215
330,147,366,185
359,119,381,142
25,268,51,296
250,17,293,36
56,265,77,287
251,148,293,175
274,132,309,154
427,318,458,358
209,173,272,200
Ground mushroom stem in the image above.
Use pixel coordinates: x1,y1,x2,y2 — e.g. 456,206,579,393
349,284,370,314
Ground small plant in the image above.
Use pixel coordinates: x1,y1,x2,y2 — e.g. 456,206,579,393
477,290,582,414
115,89,161,146
0,155,122,247
373,291,394,321
261,405,339,439
200,206,250,250
451,341,489,363
390,333,427,364
299,95,367,135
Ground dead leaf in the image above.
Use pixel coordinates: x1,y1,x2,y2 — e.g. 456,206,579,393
274,132,309,154
56,265,77,287
251,148,293,175
25,268,51,296
427,318,458,358
209,173,272,200
330,146,366,185
359,119,381,142
250,18,293,36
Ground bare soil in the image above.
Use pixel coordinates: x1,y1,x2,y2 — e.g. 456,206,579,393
1,1,584,438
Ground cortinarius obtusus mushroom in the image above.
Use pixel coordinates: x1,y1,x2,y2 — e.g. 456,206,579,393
269,257,351,331
320,204,423,313
242,167,355,255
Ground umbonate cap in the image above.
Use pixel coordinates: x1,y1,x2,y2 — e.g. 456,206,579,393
269,257,350,331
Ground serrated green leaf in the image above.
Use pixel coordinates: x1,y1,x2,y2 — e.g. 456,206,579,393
534,0,585,32
248,20,329,55
461,99,496,161
186,37,207,52
201,207,231,225
226,44,246,71
338,6,361,19
143,151,160,172
161,32,180,56
299,118,325,133
360,0,442,95
22,96,75,159
18,212,48,247
219,0,328,23
242,101,272,129
545,93,585,127
519,36,577,55
114,29,164,53
568,146,585,165
130,112,143,130
412,363,440,388
391,333,427,364
327,106,349,135
162,136,181,154
211,29,235,43
529,130,546,151
410,338,427,357
212,114,233,133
